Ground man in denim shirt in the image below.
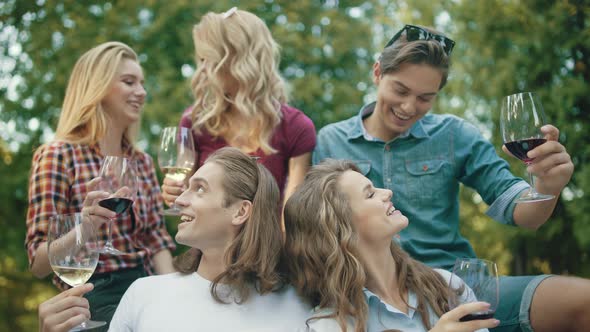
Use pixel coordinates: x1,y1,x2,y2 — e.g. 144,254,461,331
314,25,588,332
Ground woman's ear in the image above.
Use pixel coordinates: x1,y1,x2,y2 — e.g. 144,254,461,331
231,200,253,226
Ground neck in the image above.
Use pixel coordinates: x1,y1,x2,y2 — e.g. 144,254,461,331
98,126,126,156
196,247,227,282
363,102,399,142
360,240,408,314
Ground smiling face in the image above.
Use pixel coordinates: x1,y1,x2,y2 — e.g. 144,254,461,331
364,62,443,142
174,162,243,251
338,170,408,245
101,58,146,129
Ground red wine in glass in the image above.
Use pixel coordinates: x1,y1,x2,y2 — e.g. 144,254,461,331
504,138,547,163
500,92,555,203
98,197,133,215
460,310,496,322
94,156,137,255
448,258,499,323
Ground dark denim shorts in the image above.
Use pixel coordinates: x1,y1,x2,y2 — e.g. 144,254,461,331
490,274,553,332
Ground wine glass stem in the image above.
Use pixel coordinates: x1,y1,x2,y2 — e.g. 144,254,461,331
526,163,538,195
106,218,114,246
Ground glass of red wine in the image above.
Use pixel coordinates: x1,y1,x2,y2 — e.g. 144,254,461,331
448,258,499,322
95,156,137,255
501,92,555,203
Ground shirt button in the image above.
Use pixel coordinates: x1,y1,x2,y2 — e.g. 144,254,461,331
423,165,429,171
386,178,391,182
385,145,390,151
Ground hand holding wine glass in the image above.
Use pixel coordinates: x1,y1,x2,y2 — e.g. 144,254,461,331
47,213,105,331
500,92,555,203
95,156,137,255
38,283,94,332
158,126,195,215
447,258,499,325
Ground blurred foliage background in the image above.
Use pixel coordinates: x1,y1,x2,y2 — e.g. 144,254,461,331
1,0,588,330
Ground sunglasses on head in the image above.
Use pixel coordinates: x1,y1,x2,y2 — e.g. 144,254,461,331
385,24,455,56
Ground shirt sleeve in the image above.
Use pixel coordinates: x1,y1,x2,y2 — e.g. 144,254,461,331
25,144,72,267
285,107,317,158
454,119,527,226
140,154,176,254
312,127,330,165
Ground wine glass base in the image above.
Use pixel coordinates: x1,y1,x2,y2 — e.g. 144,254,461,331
162,208,181,216
514,193,555,203
70,319,106,331
96,245,126,255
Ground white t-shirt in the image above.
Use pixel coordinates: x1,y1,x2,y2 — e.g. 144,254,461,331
109,272,312,332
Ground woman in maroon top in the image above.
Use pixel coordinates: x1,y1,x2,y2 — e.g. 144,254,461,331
162,8,316,226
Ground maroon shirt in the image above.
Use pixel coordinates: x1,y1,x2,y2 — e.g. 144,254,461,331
180,104,316,193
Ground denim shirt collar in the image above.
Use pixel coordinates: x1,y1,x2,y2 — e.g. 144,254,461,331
349,102,429,142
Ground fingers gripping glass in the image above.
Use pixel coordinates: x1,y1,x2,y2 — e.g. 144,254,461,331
448,258,499,322
95,156,137,255
158,127,196,216
385,24,455,55
48,213,106,331
500,92,555,203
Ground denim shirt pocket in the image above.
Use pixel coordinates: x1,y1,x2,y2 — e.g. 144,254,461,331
351,160,371,176
404,159,449,203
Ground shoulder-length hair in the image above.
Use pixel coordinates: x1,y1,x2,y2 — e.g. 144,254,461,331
190,9,286,154
283,159,454,331
54,41,140,147
174,147,283,303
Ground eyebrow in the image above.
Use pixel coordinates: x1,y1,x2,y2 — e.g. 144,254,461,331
393,81,437,97
362,183,372,194
189,177,208,187
122,73,144,81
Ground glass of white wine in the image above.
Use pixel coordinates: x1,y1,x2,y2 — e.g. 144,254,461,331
48,213,105,331
158,126,196,216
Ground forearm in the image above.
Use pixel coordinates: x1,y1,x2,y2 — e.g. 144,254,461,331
513,193,559,230
30,242,53,278
152,249,175,274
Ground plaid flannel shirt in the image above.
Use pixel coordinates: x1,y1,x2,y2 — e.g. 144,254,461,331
26,141,176,289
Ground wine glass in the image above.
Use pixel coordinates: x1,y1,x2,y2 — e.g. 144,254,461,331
47,213,106,331
500,92,555,203
95,155,137,255
448,258,499,322
158,126,196,216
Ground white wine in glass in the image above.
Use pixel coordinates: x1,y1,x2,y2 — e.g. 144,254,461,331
48,213,105,331
500,92,555,203
448,258,499,322
158,126,196,216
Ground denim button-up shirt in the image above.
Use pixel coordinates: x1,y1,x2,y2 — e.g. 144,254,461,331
313,102,528,270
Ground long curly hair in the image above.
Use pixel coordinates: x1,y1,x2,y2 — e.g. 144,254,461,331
283,159,455,331
173,147,284,303
190,9,286,154
54,41,140,147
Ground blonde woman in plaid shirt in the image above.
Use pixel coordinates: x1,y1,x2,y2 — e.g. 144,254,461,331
25,41,176,329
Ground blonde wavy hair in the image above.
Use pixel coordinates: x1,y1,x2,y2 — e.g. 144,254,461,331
54,41,140,147
283,160,455,331
174,147,284,303
190,9,286,154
